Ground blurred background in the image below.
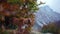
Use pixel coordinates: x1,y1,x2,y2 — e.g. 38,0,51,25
32,0,60,34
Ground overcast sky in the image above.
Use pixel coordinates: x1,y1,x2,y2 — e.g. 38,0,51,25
37,0,60,13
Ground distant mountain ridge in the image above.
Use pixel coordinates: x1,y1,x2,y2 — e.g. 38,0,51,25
33,5,60,31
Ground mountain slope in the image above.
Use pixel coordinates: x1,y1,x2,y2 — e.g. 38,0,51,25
33,5,60,31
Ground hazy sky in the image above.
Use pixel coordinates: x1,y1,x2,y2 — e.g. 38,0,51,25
37,0,60,13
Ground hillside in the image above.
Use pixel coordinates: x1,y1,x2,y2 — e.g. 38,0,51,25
33,5,60,31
